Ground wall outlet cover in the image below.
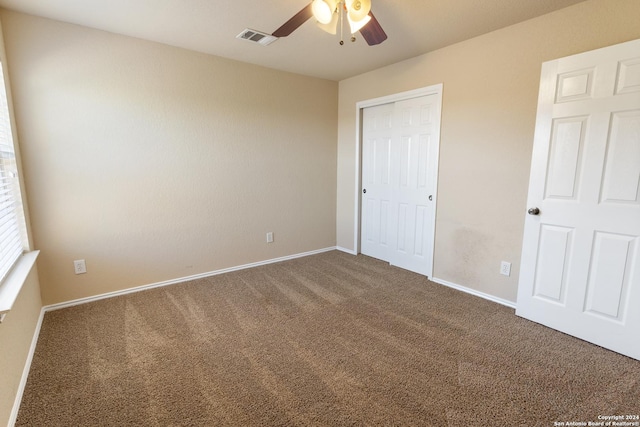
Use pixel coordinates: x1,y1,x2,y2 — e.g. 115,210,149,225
74,259,87,274
500,261,511,277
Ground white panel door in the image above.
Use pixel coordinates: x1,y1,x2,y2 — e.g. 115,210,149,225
361,92,440,277
389,95,438,276
361,103,394,261
517,38,640,360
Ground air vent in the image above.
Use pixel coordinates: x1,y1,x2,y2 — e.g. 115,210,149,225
236,29,278,46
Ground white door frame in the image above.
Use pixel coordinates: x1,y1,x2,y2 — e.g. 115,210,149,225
352,84,443,273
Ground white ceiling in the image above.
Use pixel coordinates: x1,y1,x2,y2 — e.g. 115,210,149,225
0,0,587,81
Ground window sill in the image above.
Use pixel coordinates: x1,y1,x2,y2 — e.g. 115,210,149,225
0,251,40,323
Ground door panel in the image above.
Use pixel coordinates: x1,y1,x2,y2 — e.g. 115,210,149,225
601,111,640,203
361,103,394,261
584,232,635,320
532,225,573,304
517,38,640,360
545,117,587,199
616,58,640,94
389,96,437,275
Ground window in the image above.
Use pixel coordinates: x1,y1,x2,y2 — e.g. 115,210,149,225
0,60,32,319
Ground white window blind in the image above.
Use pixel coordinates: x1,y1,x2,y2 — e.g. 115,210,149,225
0,61,27,283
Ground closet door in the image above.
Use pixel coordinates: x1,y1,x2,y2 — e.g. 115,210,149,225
360,103,394,261
361,93,440,277
388,95,438,276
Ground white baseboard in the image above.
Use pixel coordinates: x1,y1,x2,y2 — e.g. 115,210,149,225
332,251,515,309
9,306,45,427
430,276,517,309
335,246,357,255
44,247,338,312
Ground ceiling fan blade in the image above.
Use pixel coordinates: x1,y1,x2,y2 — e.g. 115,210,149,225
359,11,387,46
272,3,314,38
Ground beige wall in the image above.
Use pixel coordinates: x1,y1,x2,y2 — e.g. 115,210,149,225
0,267,42,426
0,1,638,308
2,11,338,305
337,0,640,302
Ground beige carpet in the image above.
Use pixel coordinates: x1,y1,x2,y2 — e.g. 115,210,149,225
17,251,640,426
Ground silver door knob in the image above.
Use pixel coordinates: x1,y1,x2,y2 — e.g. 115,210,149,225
528,207,540,215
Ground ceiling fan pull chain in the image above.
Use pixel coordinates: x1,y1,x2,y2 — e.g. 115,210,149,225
339,2,344,45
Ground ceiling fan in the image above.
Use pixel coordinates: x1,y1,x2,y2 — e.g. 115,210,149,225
272,0,387,46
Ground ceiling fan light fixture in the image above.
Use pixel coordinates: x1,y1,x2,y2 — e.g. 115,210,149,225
311,0,337,25
346,0,371,22
317,12,339,35
271,0,386,46
347,13,371,34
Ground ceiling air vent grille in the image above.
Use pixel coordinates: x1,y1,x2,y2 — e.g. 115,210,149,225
236,29,278,46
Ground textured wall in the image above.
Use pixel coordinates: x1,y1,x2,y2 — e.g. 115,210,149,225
2,11,338,305
336,0,640,302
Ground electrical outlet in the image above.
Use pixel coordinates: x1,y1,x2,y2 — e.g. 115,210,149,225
74,259,87,275
266,232,274,243
500,261,511,277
